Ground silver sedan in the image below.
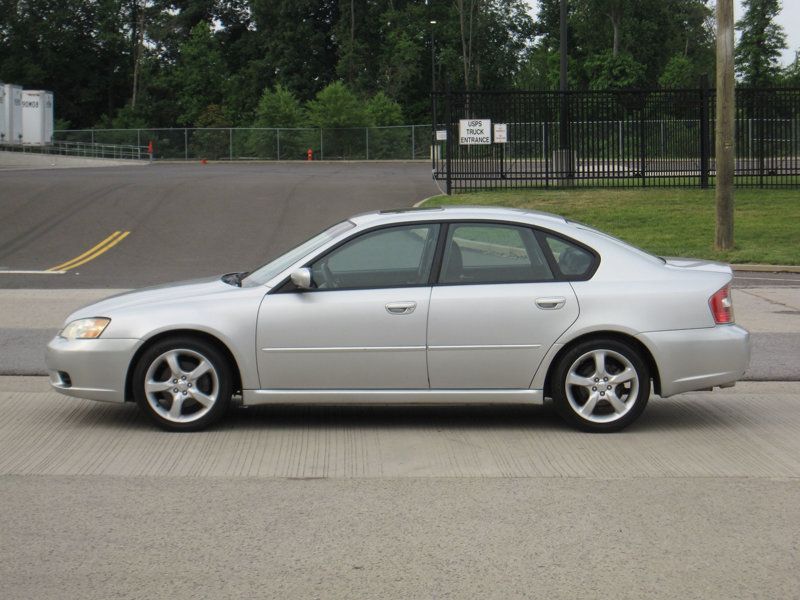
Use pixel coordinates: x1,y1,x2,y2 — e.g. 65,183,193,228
46,206,750,432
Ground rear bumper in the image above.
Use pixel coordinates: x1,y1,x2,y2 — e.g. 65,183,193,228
45,336,141,403
637,325,750,397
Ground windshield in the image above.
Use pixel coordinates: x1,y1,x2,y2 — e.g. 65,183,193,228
242,220,355,286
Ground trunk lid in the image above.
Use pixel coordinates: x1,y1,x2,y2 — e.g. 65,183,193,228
663,257,733,276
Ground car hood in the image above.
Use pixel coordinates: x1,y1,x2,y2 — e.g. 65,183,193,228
66,276,250,322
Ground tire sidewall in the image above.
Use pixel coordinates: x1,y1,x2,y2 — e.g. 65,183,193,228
552,338,650,432
133,336,233,432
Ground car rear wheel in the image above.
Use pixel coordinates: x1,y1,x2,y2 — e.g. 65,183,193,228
132,337,232,431
552,338,650,432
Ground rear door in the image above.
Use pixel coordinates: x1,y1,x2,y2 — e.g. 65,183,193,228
427,222,580,389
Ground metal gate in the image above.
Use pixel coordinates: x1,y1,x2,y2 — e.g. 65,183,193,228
431,87,800,192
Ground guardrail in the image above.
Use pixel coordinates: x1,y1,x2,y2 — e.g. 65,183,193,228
1,140,149,160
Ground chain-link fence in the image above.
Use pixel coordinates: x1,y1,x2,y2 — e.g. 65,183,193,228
53,125,433,161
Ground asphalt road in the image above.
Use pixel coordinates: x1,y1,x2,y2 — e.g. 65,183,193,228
0,162,440,289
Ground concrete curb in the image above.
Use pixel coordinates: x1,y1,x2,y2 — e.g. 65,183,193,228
412,195,441,208
732,264,800,273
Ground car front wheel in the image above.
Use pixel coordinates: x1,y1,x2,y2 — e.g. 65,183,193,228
552,338,650,432
132,336,232,431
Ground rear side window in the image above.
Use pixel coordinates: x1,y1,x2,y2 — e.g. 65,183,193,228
544,235,595,278
440,223,554,284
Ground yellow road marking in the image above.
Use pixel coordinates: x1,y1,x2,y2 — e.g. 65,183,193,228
47,231,131,272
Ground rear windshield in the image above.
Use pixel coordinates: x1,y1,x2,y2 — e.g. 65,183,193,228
571,222,666,264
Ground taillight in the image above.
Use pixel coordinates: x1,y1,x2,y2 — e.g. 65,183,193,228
709,285,734,324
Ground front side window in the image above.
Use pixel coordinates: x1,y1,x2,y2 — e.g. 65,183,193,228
310,224,440,290
439,223,554,284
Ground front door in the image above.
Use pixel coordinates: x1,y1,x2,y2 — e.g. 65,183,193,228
427,222,579,389
256,223,440,389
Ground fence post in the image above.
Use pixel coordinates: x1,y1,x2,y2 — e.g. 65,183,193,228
639,94,647,186
411,125,415,159
137,129,141,150
366,127,369,160
699,74,710,189
445,84,453,195
320,129,324,160
91,130,95,145
184,128,188,160
277,129,281,160
229,128,233,160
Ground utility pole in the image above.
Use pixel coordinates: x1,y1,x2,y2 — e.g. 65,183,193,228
556,0,573,181
715,0,735,250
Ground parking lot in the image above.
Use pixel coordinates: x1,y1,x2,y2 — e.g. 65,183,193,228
1,162,799,599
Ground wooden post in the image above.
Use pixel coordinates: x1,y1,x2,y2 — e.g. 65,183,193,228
715,0,735,250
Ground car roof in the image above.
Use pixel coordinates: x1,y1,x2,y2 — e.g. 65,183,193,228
350,205,568,227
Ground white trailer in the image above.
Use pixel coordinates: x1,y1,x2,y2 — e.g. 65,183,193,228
2,83,23,144
22,90,54,145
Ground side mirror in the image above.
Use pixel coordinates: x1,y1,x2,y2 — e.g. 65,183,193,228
290,267,313,290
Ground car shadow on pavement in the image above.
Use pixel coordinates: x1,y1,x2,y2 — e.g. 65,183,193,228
65,396,737,434
225,403,564,431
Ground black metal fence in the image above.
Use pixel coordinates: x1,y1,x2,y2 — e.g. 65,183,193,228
432,87,800,192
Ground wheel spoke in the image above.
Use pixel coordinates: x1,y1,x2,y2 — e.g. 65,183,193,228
592,351,607,378
169,394,185,419
145,379,172,394
579,392,599,417
188,360,212,382
605,390,627,414
609,367,636,385
165,351,184,377
567,372,594,388
190,389,214,407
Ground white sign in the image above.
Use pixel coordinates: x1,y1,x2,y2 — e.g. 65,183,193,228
459,119,491,145
493,123,507,143
435,129,447,141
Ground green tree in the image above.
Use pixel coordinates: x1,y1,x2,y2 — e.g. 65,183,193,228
735,0,787,86
0,0,131,127
366,92,404,126
253,85,305,128
172,23,227,125
585,51,646,90
251,0,338,101
305,81,369,128
783,50,800,86
659,54,695,88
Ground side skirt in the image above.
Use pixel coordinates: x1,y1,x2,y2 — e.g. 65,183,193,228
242,388,544,406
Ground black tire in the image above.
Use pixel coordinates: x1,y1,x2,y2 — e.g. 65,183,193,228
132,336,233,432
551,338,650,433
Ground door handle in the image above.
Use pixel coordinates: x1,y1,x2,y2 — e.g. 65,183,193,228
385,301,417,315
535,296,566,310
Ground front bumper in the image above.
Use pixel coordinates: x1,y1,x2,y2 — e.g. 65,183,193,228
45,336,142,403
637,325,750,397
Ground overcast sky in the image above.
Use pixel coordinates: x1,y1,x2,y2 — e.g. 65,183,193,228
525,1,799,66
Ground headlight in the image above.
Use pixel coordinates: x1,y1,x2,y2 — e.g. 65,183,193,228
59,318,111,340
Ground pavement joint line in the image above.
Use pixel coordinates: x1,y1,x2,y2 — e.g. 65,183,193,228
0,270,66,275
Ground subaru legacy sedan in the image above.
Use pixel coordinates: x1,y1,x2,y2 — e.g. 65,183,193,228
46,206,750,432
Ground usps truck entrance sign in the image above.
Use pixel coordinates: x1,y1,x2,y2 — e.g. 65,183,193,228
459,119,491,145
